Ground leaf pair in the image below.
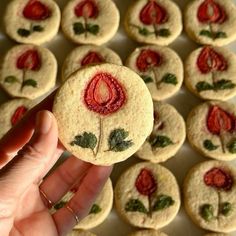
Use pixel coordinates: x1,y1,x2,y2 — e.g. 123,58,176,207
17,25,44,37
199,30,227,39
141,73,177,86
196,79,235,92
5,76,37,88
203,139,236,154
138,26,170,37
73,22,99,35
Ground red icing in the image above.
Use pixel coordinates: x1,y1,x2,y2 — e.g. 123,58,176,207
74,0,98,18
17,50,41,71
81,52,104,66
11,106,28,126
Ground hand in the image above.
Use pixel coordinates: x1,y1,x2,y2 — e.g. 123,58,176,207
0,92,113,236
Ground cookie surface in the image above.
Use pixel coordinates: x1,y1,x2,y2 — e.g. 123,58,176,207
0,44,57,100
124,0,182,46
62,45,122,81
4,0,60,45
185,46,236,101
187,101,236,161
115,162,180,229
126,45,183,101
184,161,236,233
184,0,236,46
61,0,120,45
129,230,168,236
67,230,96,236
53,64,153,165
136,102,186,163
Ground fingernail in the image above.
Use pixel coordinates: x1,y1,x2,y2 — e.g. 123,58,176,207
36,111,53,134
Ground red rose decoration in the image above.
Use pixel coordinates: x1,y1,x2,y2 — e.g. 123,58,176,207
11,106,28,126
81,52,104,66
17,50,41,71
75,0,98,19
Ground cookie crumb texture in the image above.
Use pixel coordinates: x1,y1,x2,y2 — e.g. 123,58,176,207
4,0,61,45
184,161,236,233
129,230,168,236
115,162,180,229
61,0,120,45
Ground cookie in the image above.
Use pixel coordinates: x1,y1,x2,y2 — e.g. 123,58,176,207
184,0,236,46
62,45,122,81
129,230,168,236
4,0,60,45
115,162,180,229
184,160,236,233
0,44,57,100
68,230,96,236
136,103,185,163
53,64,153,166
61,0,120,45
124,0,182,46
187,101,236,161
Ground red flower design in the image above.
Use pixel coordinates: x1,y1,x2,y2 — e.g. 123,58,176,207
17,50,41,71
84,73,126,115
140,0,168,25
197,0,226,24
23,0,51,21
81,52,104,66
197,47,227,74
11,106,28,126
204,167,233,191
75,0,98,19
135,168,157,196
136,49,162,72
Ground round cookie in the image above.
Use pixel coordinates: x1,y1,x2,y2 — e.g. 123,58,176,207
126,45,183,101
185,46,236,101
184,160,236,233
4,0,60,45
61,0,120,45
124,0,182,46
184,0,236,46
53,64,153,165
62,45,122,81
51,179,113,230
129,230,168,236
0,44,57,100
136,102,186,163
115,162,180,229
68,230,96,236
187,101,236,161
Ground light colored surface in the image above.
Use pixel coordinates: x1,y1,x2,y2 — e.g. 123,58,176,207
0,0,236,235
128,229,168,236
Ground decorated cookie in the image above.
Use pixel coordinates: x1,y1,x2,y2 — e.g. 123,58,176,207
185,46,236,101
126,45,183,101
187,101,236,161
0,44,57,100
136,103,185,163
4,0,60,45
115,162,180,229
184,0,236,46
129,230,168,236
68,230,96,236
184,160,236,233
62,45,122,81
124,0,182,46
61,0,120,45
53,64,153,165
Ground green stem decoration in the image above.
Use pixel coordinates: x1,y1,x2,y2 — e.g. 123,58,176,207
95,117,103,156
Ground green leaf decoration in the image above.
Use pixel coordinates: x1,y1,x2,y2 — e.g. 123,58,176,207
33,25,44,32
23,79,37,88
17,28,31,37
214,79,235,90
199,30,212,38
158,28,171,37
86,24,99,35
141,75,154,83
108,129,133,152
200,204,214,221
4,76,19,84
54,201,66,210
73,22,85,35
221,202,232,216
153,195,175,211
139,27,151,36
89,204,102,214
161,73,178,85
215,31,227,39
227,140,236,154
125,199,148,214
196,81,214,92
203,139,219,151
149,135,174,148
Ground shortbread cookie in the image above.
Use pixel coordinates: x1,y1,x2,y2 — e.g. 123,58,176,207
184,161,236,233
0,44,57,100
129,230,168,236
185,46,236,101
68,230,96,236
185,0,236,46
53,64,153,165
126,45,183,101
61,0,120,45
124,0,182,46
115,162,180,229
187,101,236,161
136,103,185,163
62,45,122,81
4,0,60,45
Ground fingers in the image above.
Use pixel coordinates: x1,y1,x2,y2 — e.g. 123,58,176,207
52,165,113,236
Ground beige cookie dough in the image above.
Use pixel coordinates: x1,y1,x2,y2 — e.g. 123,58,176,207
61,0,120,45
62,45,122,81
53,64,153,165
184,160,236,233
115,162,180,229
129,230,168,236
126,45,183,101
0,44,57,100
68,230,96,236
185,46,236,101
4,0,60,45
187,101,236,161
136,102,185,163
184,0,236,46
124,0,182,46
